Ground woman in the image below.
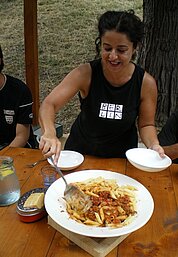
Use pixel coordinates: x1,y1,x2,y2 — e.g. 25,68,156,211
39,10,164,163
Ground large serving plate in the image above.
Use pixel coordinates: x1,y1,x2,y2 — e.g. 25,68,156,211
47,150,84,171
45,170,154,238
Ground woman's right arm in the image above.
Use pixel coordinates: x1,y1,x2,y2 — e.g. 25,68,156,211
38,63,91,163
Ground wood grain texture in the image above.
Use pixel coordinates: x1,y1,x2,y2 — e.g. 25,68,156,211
24,0,39,125
0,147,177,257
119,162,178,257
48,216,130,257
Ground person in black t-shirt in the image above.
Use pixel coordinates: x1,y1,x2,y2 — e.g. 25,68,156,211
158,110,178,163
38,10,164,163
0,45,36,149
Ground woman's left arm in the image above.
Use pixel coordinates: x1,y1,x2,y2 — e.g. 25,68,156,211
138,72,164,157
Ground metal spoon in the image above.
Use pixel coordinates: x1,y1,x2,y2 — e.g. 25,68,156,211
49,157,92,212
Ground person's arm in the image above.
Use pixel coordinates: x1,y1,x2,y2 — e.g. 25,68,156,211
162,144,178,160
39,63,91,163
138,72,164,157
38,98,61,163
9,124,30,147
158,111,178,160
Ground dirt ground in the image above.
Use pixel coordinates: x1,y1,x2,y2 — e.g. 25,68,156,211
1,0,142,134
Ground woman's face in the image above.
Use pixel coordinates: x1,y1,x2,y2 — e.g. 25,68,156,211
101,30,135,73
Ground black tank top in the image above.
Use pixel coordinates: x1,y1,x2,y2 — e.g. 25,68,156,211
65,59,144,158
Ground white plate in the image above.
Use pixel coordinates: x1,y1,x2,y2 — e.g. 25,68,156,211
45,170,154,237
126,148,172,172
47,150,84,171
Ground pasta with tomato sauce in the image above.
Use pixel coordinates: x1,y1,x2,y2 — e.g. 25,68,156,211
65,176,137,228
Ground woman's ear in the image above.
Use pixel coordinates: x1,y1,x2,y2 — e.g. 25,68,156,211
131,48,138,61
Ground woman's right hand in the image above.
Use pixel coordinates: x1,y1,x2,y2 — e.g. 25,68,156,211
39,134,61,165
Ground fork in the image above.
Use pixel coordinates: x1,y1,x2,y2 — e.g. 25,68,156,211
26,158,46,168
49,157,92,212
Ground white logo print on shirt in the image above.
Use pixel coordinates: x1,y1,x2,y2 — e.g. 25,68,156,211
99,103,123,119
5,116,13,124
4,109,15,124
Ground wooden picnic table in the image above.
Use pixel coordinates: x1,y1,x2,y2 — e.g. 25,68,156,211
0,147,177,257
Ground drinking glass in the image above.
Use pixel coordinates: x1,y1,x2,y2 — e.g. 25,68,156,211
41,165,57,189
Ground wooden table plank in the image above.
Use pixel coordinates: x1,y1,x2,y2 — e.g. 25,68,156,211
0,210,56,257
0,147,56,257
0,146,9,155
75,155,127,173
119,162,178,257
170,164,178,205
0,148,178,257
48,216,129,257
46,228,119,257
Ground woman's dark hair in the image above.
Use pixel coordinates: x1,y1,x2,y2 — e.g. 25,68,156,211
95,10,144,58
0,45,4,72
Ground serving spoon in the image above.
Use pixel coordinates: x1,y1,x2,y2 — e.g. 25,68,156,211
49,157,92,212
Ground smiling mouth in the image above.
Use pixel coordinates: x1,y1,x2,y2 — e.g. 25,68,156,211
109,60,121,66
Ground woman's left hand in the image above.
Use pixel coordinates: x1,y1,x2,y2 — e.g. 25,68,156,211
150,144,165,158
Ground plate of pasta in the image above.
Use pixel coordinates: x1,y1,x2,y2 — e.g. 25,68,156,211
44,170,154,237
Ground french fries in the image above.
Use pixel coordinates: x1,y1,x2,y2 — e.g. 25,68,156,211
65,176,137,228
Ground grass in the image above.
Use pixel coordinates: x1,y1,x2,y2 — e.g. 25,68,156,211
1,0,143,133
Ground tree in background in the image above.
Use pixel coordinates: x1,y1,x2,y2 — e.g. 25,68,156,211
138,0,178,127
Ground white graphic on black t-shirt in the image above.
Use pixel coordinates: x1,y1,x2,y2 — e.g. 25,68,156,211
5,116,13,124
4,109,15,115
99,103,123,119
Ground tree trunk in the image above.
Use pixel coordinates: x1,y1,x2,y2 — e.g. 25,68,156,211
138,0,178,127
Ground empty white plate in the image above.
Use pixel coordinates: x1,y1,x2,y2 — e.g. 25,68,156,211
48,150,84,171
126,148,172,172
